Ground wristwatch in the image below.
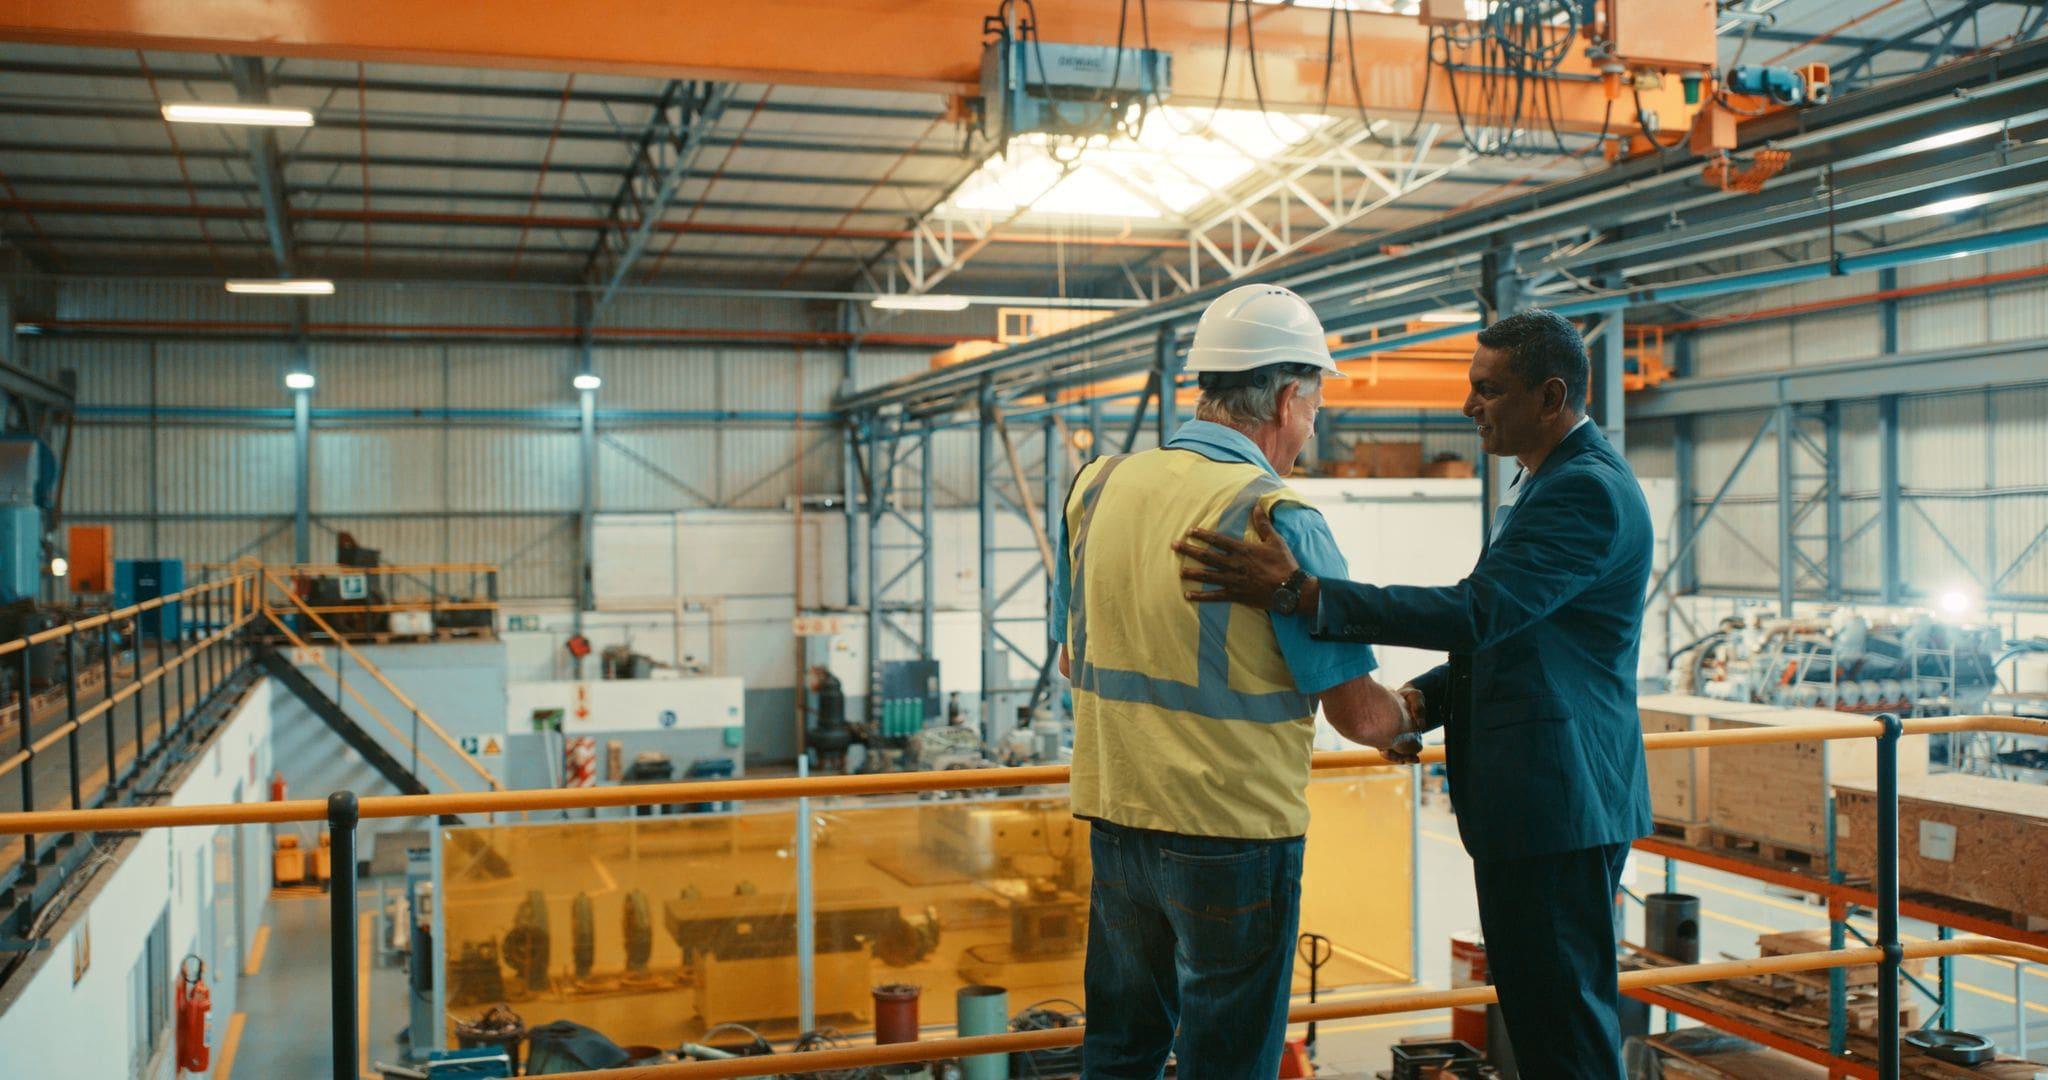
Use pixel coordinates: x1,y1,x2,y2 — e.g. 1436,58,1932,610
1270,569,1310,615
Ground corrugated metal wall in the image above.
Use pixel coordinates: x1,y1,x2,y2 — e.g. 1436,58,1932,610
1652,193,2048,604
34,282,868,598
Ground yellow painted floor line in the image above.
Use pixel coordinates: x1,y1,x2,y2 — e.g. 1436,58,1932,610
358,911,375,1080
1311,1014,1448,1037
1421,828,1461,846
1703,908,1781,936
242,924,269,977
214,1011,248,1080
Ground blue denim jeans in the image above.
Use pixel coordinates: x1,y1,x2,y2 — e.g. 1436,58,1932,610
1081,819,1306,1080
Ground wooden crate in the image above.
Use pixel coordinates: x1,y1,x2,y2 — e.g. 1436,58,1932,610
1707,707,1926,856
1834,772,2048,925
1639,694,1766,827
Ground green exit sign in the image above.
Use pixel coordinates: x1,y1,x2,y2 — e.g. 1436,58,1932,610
506,614,541,632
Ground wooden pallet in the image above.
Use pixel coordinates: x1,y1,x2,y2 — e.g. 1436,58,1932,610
1652,818,1713,845
1708,829,1821,868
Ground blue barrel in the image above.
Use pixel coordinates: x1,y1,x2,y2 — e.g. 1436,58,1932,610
957,984,1009,1080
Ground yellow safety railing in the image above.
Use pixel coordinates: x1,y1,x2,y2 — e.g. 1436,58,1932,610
258,570,504,793
206,561,500,632
1,713,2038,835
0,572,260,784
0,709,2040,1080
544,937,2048,1080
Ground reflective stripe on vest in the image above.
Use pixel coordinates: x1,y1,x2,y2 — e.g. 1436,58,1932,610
1068,457,1314,725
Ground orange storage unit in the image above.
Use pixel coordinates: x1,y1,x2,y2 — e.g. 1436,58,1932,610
68,524,113,594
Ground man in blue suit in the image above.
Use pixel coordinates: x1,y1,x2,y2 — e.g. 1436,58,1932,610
1174,309,1654,1079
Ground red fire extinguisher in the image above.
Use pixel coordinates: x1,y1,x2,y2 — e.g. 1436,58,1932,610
176,955,212,1073
269,770,287,802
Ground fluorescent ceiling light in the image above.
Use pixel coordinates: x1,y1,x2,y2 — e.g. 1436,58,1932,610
1895,122,2002,156
940,107,1334,221
573,373,603,391
284,371,316,390
1417,310,1478,324
163,102,315,127
1905,193,1996,221
872,294,972,311
1936,587,1977,616
226,279,335,296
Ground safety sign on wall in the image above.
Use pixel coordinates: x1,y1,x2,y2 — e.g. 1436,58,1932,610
339,573,368,600
458,735,504,758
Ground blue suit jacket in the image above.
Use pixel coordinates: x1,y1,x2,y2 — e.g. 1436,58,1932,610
1313,422,1654,863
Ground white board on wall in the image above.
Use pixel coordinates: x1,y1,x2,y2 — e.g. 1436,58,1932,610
507,677,745,734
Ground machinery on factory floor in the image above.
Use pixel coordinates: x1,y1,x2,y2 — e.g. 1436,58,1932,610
1671,608,2016,715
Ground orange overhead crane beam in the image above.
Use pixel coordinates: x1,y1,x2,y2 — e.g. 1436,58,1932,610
0,0,1692,132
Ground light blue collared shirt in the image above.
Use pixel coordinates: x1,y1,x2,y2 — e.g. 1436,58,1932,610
1051,420,1377,696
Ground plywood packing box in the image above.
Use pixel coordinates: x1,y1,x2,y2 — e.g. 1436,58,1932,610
1707,707,1926,856
1834,772,2048,926
1637,694,1767,827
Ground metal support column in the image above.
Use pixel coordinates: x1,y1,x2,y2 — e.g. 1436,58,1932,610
1879,395,1903,604
1776,404,1795,616
292,387,311,563
1594,310,1626,454
328,791,360,1080
1822,402,1843,601
1674,415,1698,595
919,426,935,652
860,419,882,726
577,384,596,614
795,755,814,1032
1876,713,1903,1080
978,380,1000,728
1043,415,1062,685
1153,326,1180,445
1878,268,1900,355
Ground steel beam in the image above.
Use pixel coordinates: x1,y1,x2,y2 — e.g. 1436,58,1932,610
293,386,311,562
1879,395,1903,604
582,81,727,312
226,56,297,275
0,0,1685,123
838,39,2048,415
1823,401,1843,602
1153,327,1180,446
1593,308,1625,453
1777,403,1795,616
977,380,999,730
1627,338,2048,419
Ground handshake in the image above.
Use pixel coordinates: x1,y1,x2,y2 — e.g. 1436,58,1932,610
1384,684,1427,764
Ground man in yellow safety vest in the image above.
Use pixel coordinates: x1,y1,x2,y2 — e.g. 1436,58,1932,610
1051,283,1416,1078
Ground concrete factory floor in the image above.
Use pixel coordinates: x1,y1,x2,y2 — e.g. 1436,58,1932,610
222,799,2048,1078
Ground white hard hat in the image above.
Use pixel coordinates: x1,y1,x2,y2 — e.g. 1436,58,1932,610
1183,283,1344,378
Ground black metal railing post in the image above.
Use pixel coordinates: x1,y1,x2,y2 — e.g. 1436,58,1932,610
15,648,35,878
63,633,81,813
101,621,118,793
327,790,360,1080
130,614,146,763
206,587,219,693
152,609,168,745
1876,712,1903,1080
173,601,187,731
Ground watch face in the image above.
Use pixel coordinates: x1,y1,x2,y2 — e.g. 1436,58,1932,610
1272,587,1299,615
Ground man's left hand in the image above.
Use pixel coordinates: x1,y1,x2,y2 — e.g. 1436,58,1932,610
1175,503,1301,610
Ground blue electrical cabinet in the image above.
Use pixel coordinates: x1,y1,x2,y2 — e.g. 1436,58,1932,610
115,558,185,638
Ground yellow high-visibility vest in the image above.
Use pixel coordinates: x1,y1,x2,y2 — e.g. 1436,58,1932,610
1064,447,1318,840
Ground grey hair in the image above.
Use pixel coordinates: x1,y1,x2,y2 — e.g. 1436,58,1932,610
1194,366,1323,428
